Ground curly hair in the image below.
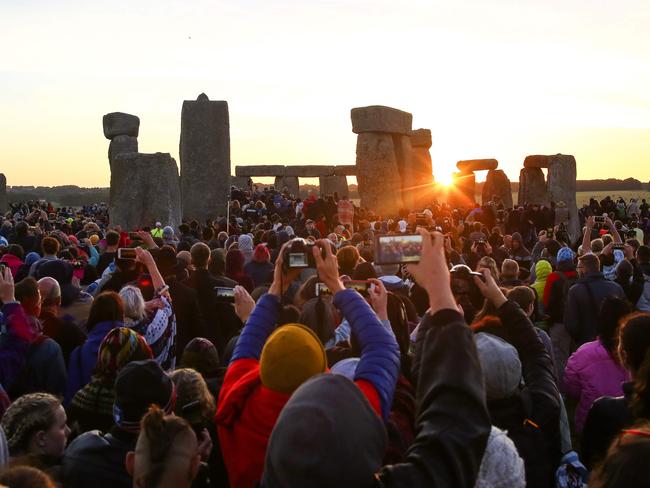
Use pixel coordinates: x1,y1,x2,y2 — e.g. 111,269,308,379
0,393,60,456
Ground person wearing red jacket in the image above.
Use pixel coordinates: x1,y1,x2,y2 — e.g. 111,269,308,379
215,240,400,488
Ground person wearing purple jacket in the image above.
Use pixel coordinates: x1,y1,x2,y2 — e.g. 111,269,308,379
563,296,632,432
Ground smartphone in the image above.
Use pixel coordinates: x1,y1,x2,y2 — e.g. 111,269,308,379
611,243,625,250
594,216,605,223
375,234,423,265
345,280,370,295
117,248,137,260
315,283,331,296
214,287,235,302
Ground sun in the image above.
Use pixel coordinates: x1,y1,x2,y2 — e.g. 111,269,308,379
437,172,454,187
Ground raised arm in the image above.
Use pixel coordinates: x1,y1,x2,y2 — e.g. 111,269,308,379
379,229,490,487
582,216,594,253
135,247,166,293
314,241,399,420
231,241,301,361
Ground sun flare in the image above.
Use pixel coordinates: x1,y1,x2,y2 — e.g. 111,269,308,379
437,173,454,187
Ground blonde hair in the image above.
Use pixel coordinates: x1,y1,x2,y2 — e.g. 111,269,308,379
477,256,500,282
1,393,60,456
119,285,146,321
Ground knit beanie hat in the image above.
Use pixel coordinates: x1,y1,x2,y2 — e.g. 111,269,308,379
260,324,327,394
556,247,574,264
113,359,175,432
474,333,522,400
162,226,174,238
95,328,153,383
24,252,40,266
89,234,100,246
180,337,220,377
475,426,526,488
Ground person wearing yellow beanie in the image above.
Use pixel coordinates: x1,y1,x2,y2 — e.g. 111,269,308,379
215,239,400,488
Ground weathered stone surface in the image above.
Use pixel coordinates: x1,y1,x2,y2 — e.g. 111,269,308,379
274,176,299,197
524,155,551,168
450,172,476,208
410,129,432,149
393,135,416,210
110,153,182,230
230,176,252,190
351,106,412,135
284,165,337,177
547,154,579,241
319,175,349,198
108,135,138,167
0,174,7,213
333,165,357,176
235,165,286,177
481,169,513,208
103,112,140,139
456,159,498,172
355,132,404,216
518,167,548,206
180,94,230,221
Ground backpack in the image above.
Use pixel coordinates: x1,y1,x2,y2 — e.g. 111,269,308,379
636,274,650,312
547,272,578,325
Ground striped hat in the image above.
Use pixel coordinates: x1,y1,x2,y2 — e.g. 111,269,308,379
95,327,152,383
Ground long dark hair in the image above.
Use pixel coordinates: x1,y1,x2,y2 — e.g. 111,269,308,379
619,312,650,418
86,292,124,333
598,297,633,357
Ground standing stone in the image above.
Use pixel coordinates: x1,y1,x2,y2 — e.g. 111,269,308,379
274,176,299,197
0,174,7,214
523,155,550,168
393,135,417,210
518,167,548,206
108,135,138,168
319,175,349,198
351,106,412,135
409,129,434,208
547,154,579,241
110,153,182,231
355,132,404,216
450,172,476,208
230,176,252,191
103,112,140,139
180,93,230,221
456,159,498,172
482,169,513,208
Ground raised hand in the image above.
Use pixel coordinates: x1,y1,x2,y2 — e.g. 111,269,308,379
367,278,388,321
312,239,345,294
0,266,15,304
234,285,255,322
473,269,507,308
406,229,456,315
268,240,304,297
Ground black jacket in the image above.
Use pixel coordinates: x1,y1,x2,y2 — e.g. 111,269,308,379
564,272,625,345
489,300,562,488
376,309,491,487
167,277,204,354
184,269,242,355
581,381,633,469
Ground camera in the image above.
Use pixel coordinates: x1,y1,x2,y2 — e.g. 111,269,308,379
282,238,326,270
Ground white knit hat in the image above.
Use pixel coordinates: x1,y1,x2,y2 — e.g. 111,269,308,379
475,426,526,488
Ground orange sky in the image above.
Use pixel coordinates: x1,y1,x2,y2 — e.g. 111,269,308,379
1,0,649,187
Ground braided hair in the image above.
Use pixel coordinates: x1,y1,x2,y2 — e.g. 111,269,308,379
0,393,60,456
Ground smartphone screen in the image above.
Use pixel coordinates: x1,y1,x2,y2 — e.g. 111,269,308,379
345,280,369,294
214,287,235,302
117,248,137,260
315,283,331,296
375,234,423,264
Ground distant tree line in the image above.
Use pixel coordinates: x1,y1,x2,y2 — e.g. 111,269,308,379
7,178,647,207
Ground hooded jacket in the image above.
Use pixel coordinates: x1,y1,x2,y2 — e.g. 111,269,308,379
262,308,491,488
563,339,629,432
532,260,552,307
216,290,398,488
64,320,122,405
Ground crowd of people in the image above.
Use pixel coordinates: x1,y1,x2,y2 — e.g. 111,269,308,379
0,187,648,487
